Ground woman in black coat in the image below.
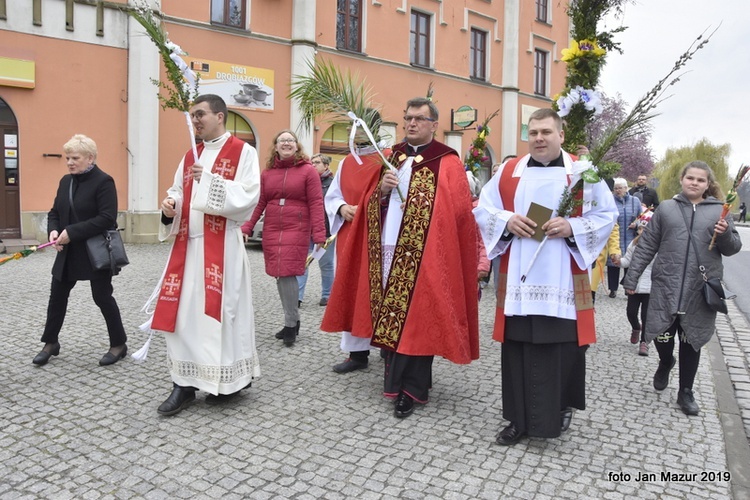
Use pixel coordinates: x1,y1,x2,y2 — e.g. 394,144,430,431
32,134,127,366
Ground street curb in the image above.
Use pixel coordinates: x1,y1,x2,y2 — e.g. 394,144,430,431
711,303,750,500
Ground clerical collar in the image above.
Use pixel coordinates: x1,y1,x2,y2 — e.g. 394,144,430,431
528,151,564,167
203,132,230,145
406,142,431,156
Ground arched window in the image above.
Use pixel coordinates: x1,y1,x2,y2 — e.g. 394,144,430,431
319,123,350,169
226,111,256,148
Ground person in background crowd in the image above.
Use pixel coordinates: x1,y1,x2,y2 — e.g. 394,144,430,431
243,130,326,347
474,108,617,445
623,161,741,415
33,134,128,367
608,178,642,298
629,174,660,209
149,95,261,416
297,153,334,307
322,97,480,418
620,210,654,356
591,223,620,304
739,201,747,223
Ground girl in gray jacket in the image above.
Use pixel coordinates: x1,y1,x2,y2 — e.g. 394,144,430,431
623,161,742,416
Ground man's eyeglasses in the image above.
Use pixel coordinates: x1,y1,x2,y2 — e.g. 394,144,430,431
277,138,296,144
189,110,215,120
403,115,435,123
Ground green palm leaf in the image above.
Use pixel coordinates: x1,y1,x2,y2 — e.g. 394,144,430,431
289,58,382,139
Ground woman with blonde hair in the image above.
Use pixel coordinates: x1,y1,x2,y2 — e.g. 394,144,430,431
242,130,326,346
33,134,128,366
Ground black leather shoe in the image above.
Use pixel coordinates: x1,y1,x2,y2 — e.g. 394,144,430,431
496,423,526,446
332,358,368,374
608,290,617,298
32,342,60,366
561,408,573,432
653,356,676,391
99,345,127,366
677,388,700,416
157,385,196,416
394,393,414,418
276,320,300,339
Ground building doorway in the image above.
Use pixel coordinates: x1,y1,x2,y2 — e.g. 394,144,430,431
0,97,20,239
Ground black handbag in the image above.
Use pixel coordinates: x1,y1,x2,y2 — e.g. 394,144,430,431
702,276,728,314
69,178,129,274
85,229,129,274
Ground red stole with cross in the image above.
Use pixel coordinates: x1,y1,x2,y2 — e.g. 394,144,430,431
494,156,596,346
151,136,244,332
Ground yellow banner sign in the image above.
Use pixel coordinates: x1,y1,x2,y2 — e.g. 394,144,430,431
0,57,35,89
185,57,274,112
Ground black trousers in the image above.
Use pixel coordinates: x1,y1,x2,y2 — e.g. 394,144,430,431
626,293,650,343
653,318,701,391
607,266,629,293
41,276,127,347
501,339,587,438
383,352,433,403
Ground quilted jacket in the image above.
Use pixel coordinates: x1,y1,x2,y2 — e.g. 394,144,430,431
243,156,326,277
622,193,741,350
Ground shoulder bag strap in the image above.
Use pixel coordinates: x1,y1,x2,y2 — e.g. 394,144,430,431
678,204,709,280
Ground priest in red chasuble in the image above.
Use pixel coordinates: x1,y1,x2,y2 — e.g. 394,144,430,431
321,97,480,418
144,94,261,416
474,108,617,445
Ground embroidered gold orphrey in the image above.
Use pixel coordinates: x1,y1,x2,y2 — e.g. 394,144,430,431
368,167,437,349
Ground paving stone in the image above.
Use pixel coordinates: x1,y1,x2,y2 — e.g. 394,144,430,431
0,244,746,497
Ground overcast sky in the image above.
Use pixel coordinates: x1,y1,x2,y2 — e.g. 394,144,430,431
598,0,749,175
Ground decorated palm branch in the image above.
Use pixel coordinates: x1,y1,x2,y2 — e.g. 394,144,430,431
289,58,404,201
709,165,749,250
127,1,200,160
0,241,56,267
464,110,499,175
289,58,381,138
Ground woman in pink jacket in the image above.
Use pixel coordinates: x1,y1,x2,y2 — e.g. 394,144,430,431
243,130,326,346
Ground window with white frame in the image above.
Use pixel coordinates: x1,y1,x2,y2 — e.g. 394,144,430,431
211,0,246,29
534,49,548,96
536,0,549,23
470,28,487,80
337,0,363,52
410,10,431,67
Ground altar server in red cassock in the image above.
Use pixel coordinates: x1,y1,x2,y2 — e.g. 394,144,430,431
474,108,616,445
321,97,479,418
144,95,261,416
325,111,390,374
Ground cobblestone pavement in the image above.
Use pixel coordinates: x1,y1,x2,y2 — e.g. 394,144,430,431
1,243,749,499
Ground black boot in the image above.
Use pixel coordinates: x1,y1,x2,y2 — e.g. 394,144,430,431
283,325,297,347
276,320,300,339
157,384,196,416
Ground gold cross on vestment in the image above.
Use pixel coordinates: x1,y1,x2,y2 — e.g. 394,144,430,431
573,274,593,310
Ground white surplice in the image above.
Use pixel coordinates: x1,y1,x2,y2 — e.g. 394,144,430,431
473,152,617,320
150,132,261,395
